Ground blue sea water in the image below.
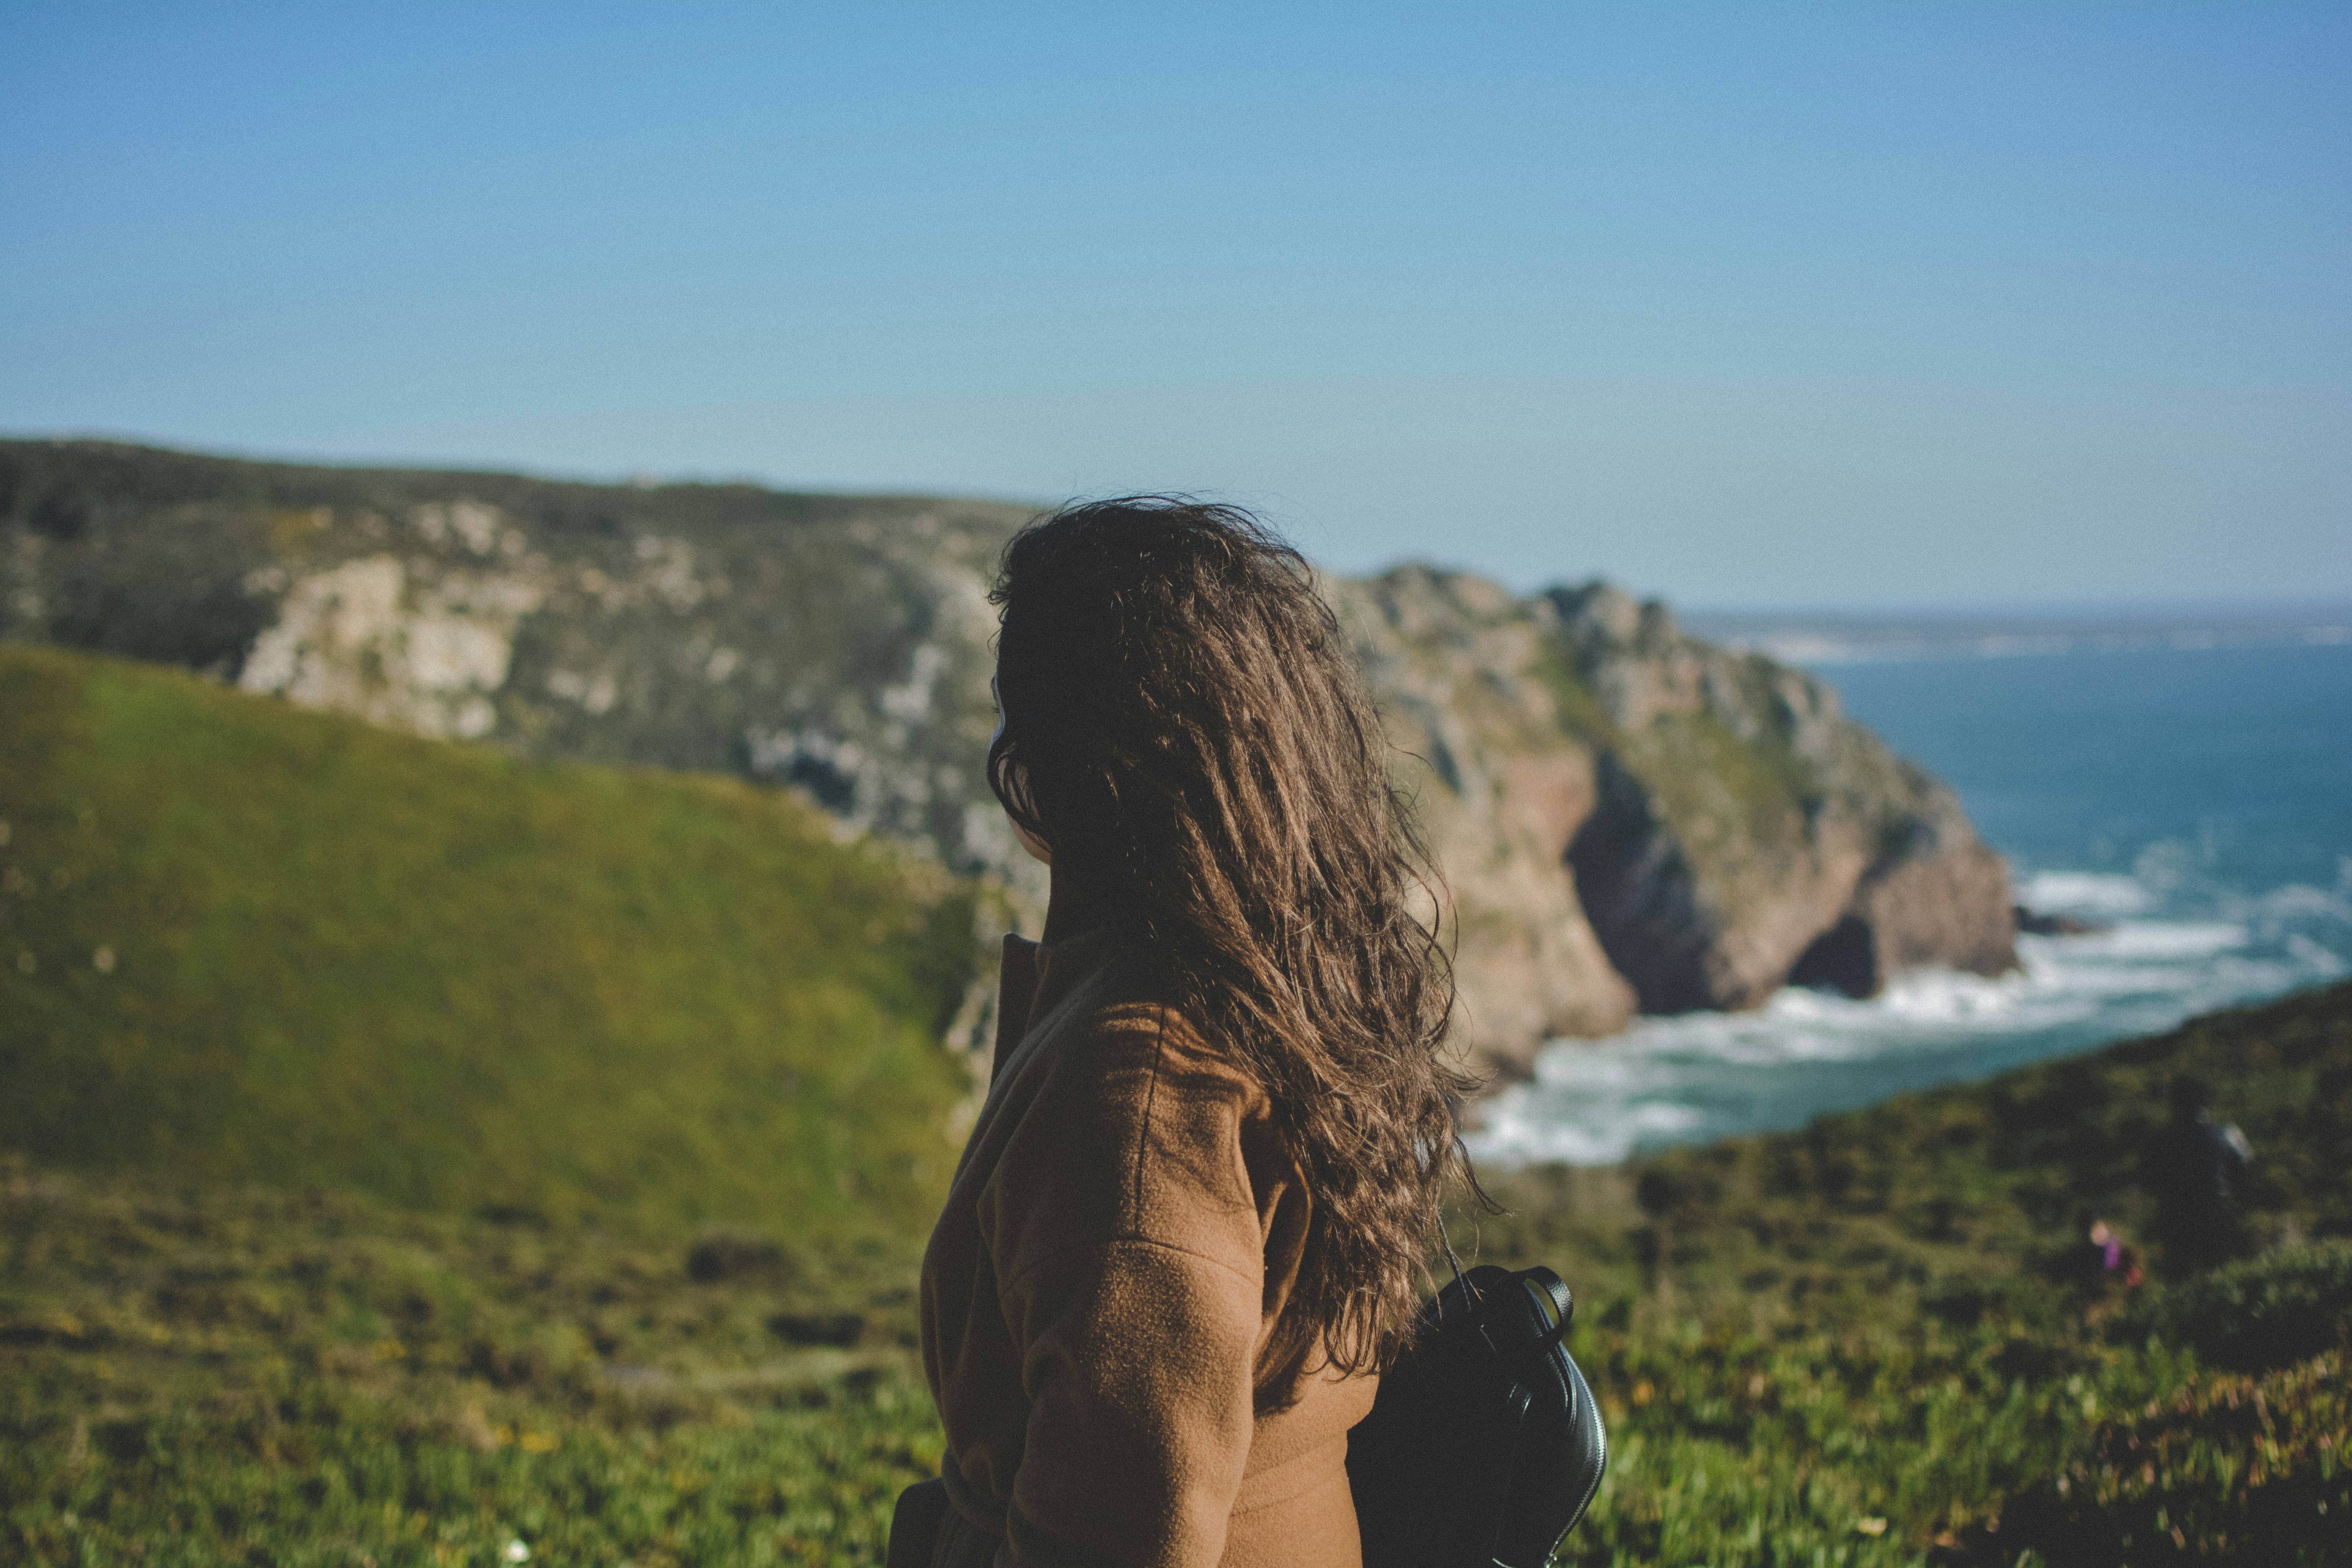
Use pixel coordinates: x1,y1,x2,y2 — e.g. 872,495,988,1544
1472,641,2352,1166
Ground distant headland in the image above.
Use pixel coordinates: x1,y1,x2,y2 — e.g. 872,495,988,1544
0,437,2021,1081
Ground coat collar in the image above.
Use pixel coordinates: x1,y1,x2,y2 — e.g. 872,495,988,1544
991,927,1118,1078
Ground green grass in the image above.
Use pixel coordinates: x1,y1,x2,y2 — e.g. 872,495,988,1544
0,643,983,1242
7,986,2346,1565
1,1160,941,1566
4,637,2347,1563
1466,978,2352,1565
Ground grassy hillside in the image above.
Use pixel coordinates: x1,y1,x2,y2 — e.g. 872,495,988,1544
2,1161,941,1566
4,977,2346,1563
0,642,983,1241
1471,977,2352,1565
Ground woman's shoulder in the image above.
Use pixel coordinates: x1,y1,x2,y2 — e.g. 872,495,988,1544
979,955,1273,1261
1051,960,1267,1125
1001,937,1258,1108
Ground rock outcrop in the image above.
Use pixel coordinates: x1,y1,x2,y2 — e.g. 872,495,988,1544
1543,581,2018,1018
1334,569,1639,1054
0,439,2018,1082
0,440,1040,898
1340,570,2016,1071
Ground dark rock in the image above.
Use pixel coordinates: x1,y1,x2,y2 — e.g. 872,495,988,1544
2014,905,2112,937
766,1310,867,1347
1566,753,1725,1014
685,1230,793,1284
1789,915,1876,998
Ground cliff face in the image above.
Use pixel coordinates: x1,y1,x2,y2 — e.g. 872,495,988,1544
1338,570,2016,1072
1,440,2016,1080
1331,570,1638,1054
1540,582,2017,1018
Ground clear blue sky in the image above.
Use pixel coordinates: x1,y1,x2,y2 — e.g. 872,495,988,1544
4,2,2347,607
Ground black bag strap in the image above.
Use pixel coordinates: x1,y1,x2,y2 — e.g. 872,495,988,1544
1434,1212,1505,1358
1435,1216,1575,1375
1481,1376,1536,1565
1508,1269,1575,1379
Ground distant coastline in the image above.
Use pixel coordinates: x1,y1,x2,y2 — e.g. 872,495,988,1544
1682,604,2352,666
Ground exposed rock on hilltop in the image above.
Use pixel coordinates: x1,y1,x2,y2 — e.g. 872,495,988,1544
1,439,2017,1080
0,439,1039,894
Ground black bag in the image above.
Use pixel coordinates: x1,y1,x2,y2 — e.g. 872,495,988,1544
1347,1249,1608,1568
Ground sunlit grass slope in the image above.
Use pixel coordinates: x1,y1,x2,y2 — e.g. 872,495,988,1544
2,1163,942,1566
4,641,2345,1564
0,642,980,1241
1474,978,2352,1565
0,974,2344,1563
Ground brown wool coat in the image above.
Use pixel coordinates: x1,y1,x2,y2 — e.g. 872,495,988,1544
915,930,1376,1568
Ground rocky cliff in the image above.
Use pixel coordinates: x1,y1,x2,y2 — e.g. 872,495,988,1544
1,439,2017,1080
1335,568,2016,1062
0,440,1038,886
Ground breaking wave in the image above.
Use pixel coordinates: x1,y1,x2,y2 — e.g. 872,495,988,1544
1468,861,2350,1168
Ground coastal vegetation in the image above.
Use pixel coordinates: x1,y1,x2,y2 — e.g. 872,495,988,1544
4,452,2345,1563
1471,977,2352,1564
5,679,2345,1566
0,643,982,1244
2,1160,941,1566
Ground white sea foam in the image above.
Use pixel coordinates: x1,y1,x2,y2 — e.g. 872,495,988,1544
2062,920,2247,960
2236,882,2352,926
1467,882,2347,1169
2286,934,2348,974
2020,870,2154,915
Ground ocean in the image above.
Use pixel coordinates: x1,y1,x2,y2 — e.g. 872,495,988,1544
1470,637,2352,1167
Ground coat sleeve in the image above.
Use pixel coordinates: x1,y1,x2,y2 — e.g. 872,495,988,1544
996,1236,1262,1567
981,1003,1271,1568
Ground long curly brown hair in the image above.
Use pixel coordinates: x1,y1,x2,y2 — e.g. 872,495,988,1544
986,497,1475,1389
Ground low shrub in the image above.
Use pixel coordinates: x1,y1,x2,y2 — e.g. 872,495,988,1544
2134,1239,2352,1373
1971,1353,2351,1566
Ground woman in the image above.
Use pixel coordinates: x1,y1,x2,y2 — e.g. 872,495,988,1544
893,499,1472,1568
